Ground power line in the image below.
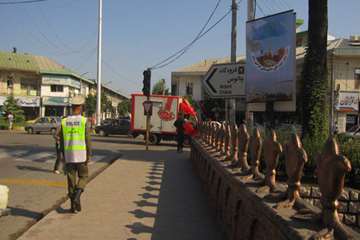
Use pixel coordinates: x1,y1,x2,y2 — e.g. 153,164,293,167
152,0,242,70
0,0,48,5
255,0,267,17
150,0,223,70
102,60,138,88
153,7,233,70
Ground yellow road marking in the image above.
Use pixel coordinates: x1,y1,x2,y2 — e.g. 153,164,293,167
0,178,66,188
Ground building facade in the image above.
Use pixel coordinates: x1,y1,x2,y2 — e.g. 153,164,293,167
171,35,360,133
0,51,127,121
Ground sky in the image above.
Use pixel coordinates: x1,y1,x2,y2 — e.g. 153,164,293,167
0,0,359,97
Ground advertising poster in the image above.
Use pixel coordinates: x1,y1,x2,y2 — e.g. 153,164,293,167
336,91,359,112
246,10,296,103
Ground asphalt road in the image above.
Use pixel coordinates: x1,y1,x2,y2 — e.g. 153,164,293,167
0,131,151,240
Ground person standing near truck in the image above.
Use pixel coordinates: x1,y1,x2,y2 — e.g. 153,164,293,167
57,96,92,213
7,112,14,130
174,113,185,152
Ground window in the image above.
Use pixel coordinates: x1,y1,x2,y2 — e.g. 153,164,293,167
355,69,360,89
51,85,63,92
21,79,38,96
171,84,177,96
37,118,49,124
7,79,13,89
186,82,193,96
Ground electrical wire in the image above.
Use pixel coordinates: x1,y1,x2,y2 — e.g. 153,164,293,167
150,0,223,70
153,7,233,70
255,0,267,17
152,0,243,70
0,0,48,5
102,60,139,88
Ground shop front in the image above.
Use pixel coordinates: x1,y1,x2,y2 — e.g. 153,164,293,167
0,96,6,116
335,91,359,132
16,96,41,120
42,97,69,117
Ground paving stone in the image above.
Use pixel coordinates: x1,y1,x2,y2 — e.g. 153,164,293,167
344,214,356,225
300,186,311,198
340,191,349,201
349,190,359,201
349,202,360,214
311,187,321,198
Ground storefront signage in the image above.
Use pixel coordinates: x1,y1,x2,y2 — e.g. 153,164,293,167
16,96,40,107
0,96,6,106
42,75,81,89
336,91,359,112
42,97,69,106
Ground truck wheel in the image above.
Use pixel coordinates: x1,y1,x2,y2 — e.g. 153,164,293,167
99,130,107,137
27,128,34,134
149,134,158,145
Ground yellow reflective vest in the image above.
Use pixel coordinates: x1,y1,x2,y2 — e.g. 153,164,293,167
61,115,87,163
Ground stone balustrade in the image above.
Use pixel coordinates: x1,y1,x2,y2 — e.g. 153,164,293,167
191,121,360,240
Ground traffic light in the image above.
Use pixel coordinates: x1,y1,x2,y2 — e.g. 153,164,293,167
142,69,151,97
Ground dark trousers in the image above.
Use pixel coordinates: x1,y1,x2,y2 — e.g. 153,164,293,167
53,142,62,171
177,133,184,151
65,162,89,197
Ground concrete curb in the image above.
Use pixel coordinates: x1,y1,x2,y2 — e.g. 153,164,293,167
10,153,122,240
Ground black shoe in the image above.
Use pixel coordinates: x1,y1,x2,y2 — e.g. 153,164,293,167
70,199,77,213
73,188,83,212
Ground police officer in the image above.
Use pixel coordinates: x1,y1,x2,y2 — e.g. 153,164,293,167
57,96,92,213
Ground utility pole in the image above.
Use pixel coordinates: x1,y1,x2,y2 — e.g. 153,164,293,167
96,0,103,126
246,0,255,126
229,0,237,125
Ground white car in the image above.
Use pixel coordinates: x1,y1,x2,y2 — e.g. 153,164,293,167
345,125,360,137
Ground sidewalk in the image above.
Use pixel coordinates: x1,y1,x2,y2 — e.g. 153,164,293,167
18,145,224,240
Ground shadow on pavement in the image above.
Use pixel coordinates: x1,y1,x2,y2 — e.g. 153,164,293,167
8,207,42,220
120,148,224,240
56,206,73,214
16,165,53,173
91,136,177,148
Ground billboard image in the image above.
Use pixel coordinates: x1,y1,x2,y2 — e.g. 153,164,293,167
246,10,296,103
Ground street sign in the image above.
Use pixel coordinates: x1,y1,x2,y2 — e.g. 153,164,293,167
203,63,245,98
143,100,153,116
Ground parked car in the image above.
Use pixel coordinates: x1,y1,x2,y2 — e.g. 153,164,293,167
345,125,360,137
101,118,114,126
25,117,61,135
95,119,130,136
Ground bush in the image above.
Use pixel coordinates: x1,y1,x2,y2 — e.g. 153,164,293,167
0,117,8,130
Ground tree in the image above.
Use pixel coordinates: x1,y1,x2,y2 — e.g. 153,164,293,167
3,96,25,123
101,94,114,117
152,79,169,95
301,0,328,143
117,99,131,117
84,94,96,117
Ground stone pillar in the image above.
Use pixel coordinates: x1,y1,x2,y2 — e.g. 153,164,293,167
263,129,282,192
250,127,262,179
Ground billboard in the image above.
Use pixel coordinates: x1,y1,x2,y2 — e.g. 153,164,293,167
246,10,296,103
335,91,359,112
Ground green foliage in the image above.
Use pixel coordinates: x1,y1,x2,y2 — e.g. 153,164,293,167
85,94,97,117
0,116,7,129
101,94,114,116
117,99,131,117
336,134,360,169
3,95,25,123
152,79,169,95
